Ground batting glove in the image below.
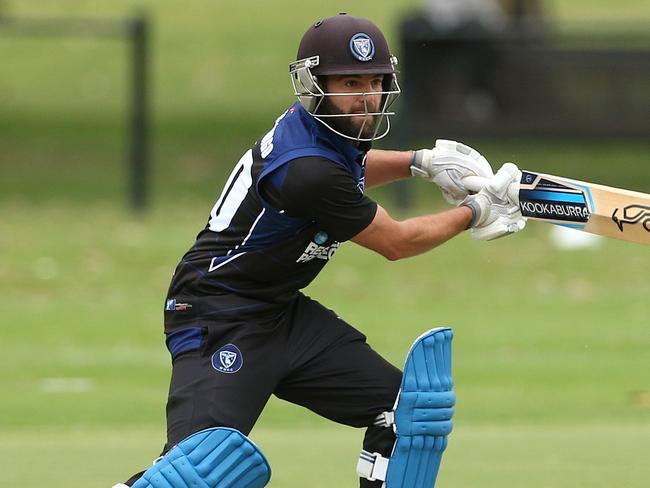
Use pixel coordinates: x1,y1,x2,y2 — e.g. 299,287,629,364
410,139,495,205
462,162,526,241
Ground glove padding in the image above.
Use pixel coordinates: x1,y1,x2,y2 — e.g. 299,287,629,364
411,139,494,205
462,162,526,241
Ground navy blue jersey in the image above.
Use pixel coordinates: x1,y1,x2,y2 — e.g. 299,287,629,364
164,103,377,330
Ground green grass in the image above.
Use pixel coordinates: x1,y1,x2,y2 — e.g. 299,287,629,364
3,424,650,487
2,198,649,486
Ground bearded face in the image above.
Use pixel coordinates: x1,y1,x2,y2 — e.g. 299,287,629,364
317,74,385,140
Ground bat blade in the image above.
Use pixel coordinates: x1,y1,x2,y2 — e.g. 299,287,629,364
518,171,650,245
462,171,650,245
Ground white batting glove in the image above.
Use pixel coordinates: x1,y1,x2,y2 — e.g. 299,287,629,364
410,139,494,205
461,162,526,241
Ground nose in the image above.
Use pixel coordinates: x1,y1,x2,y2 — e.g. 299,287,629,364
359,89,381,109
360,79,380,94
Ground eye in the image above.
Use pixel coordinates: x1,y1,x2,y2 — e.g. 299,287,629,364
372,80,383,90
345,79,358,88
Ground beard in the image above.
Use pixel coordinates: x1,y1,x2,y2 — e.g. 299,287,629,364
318,97,381,139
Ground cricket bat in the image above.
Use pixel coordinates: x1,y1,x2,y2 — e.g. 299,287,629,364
465,170,650,246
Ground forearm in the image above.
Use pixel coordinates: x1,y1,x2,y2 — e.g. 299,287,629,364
352,205,473,260
389,206,472,259
364,149,413,188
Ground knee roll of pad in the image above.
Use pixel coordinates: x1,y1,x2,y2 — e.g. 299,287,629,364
132,427,271,488
357,327,455,488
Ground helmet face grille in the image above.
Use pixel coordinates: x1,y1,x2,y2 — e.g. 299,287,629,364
290,15,401,142
289,56,401,142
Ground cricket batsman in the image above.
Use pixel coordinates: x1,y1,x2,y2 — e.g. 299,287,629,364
113,13,525,488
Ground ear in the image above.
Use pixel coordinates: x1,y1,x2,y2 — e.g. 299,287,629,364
314,75,325,91
381,73,393,92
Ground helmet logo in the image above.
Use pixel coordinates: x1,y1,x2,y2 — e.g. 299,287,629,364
349,33,375,62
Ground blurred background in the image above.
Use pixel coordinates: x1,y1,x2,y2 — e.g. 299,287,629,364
1,1,649,487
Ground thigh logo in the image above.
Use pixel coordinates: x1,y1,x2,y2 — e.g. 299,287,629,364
212,344,243,374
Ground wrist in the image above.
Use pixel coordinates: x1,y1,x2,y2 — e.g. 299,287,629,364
409,150,417,166
461,196,485,228
462,202,478,229
409,149,430,178
456,203,473,230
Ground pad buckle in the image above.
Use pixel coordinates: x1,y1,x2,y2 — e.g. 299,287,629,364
357,450,389,482
373,410,395,429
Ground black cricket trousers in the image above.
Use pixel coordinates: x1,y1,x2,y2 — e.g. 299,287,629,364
128,293,402,487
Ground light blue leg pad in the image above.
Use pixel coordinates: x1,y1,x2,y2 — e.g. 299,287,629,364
385,327,455,488
358,328,455,487
132,427,271,488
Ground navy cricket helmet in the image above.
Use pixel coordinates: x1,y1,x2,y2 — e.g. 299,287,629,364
289,13,401,141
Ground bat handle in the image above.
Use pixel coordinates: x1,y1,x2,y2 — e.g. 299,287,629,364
463,175,487,193
462,175,520,203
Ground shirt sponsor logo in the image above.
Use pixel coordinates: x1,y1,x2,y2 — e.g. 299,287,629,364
211,344,243,374
296,240,340,263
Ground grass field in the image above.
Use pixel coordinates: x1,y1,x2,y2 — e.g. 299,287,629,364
1,1,650,487
2,198,649,486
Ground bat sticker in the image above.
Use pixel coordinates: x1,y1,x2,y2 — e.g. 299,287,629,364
519,171,592,224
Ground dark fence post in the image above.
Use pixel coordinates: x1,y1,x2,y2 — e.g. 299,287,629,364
0,13,153,212
130,14,149,212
